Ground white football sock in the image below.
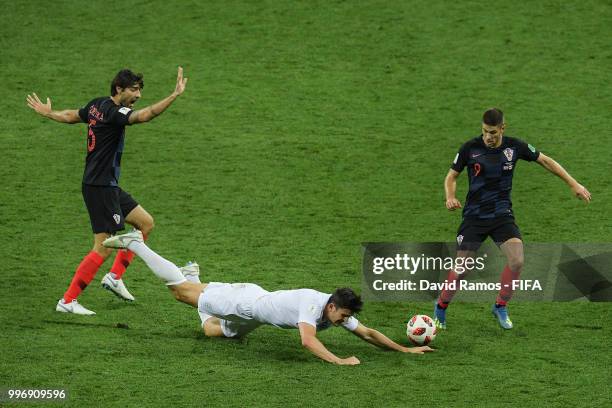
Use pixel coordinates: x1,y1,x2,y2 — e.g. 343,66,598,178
126,241,186,286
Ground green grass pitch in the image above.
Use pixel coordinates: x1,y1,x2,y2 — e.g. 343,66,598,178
1,1,611,406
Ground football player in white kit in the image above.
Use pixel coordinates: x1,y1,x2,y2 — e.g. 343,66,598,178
104,230,434,365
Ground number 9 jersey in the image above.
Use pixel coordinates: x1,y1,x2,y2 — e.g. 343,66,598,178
451,135,540,220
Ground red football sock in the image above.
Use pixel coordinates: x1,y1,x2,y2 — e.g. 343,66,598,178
438,269,460,306
110,250,135,279
63,251,105,302
496,264,521,305
109,232,147,279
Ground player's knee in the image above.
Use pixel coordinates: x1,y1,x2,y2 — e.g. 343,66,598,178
203,320,224,337
508,256,524,272
140,215,154,236
203,323,215,337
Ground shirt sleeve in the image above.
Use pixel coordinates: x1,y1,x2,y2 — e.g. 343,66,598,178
341,316,359,332
108,105,133,126
78,103,90,123
516,139,540,162
450,143,469,172
297,294,324,328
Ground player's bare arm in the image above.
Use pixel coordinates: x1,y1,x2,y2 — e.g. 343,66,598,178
26,93,81,124
129,66,188,124
298,322,360,365
536,153,591,202
444,169,463,210
352,323,434,354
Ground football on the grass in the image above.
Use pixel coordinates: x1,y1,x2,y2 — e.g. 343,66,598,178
406,314,437,345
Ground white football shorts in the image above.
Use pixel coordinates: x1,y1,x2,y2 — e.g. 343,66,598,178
197,282,269,338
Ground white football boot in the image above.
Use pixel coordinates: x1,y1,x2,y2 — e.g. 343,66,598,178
179,261,200,283
101,272,135,301
56,299,96,315
103,230,143,250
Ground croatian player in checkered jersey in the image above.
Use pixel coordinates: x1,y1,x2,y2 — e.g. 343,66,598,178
435,108,591,330
103,231,434,365
27,67,188,315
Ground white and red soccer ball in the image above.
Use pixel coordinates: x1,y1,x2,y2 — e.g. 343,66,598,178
406,314,437,345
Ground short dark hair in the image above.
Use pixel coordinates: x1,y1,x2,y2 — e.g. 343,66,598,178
110,69,144,96
329,288,363,314
483,108,504,126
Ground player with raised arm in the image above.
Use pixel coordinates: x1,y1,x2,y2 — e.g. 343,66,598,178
27,67,188,315
435,108,591,329
102,230,434,365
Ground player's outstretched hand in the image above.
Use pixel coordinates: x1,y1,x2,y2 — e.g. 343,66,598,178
446,198,462,211
337,356,361,365
572,184,591,203
26,93,52,117
403,346,435,354
173,66,188,97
